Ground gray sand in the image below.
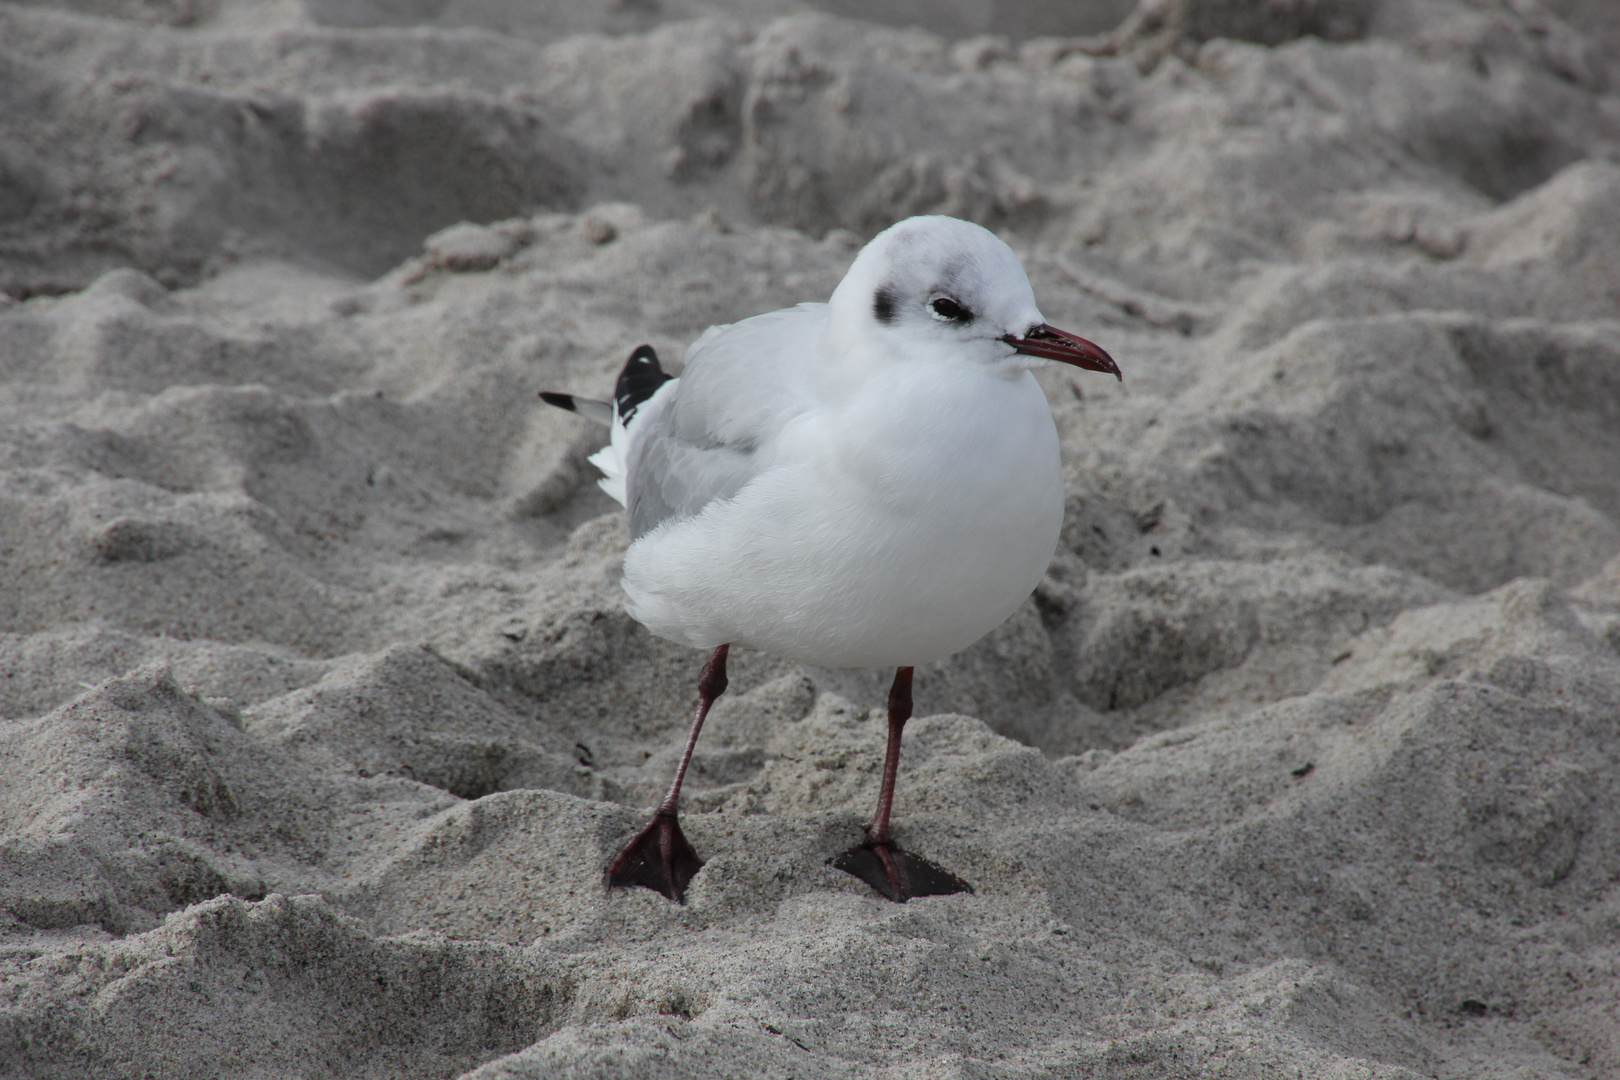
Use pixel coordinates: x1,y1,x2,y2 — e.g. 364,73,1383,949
3,0,1620,1076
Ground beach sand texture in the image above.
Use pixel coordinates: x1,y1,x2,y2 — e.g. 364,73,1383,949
3,0,1620,1075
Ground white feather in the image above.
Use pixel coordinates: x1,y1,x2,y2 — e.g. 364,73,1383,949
587,402,635,507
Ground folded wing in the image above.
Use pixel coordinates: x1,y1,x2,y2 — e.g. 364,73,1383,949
625,304,826,540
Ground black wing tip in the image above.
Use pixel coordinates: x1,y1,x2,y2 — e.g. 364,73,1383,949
538,391,578,412
615,343,673,423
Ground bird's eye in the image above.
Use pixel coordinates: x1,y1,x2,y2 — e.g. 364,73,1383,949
930,297,971,322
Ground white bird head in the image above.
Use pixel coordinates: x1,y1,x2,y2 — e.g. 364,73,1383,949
825,216,1120,379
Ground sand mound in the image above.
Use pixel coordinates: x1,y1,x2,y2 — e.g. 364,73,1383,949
3,0,1620,1076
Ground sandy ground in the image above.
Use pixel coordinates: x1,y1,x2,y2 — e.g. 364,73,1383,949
3,0,1620,1076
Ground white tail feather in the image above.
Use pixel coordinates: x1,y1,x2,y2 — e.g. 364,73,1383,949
588,405,630,507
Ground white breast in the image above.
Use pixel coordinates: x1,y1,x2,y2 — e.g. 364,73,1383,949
619,364,1063,669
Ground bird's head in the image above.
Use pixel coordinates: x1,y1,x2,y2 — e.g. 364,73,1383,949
826,215,1120,380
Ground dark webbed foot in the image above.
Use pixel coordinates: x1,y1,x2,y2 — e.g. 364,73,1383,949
831,839,972,903
832,668,974,902
605,644,730,904
606,808,703,904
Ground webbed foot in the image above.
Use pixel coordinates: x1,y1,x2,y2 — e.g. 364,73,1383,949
606,808,703,903
831,839,972,903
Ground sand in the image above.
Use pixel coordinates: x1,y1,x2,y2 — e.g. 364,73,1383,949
3,0,1619,1076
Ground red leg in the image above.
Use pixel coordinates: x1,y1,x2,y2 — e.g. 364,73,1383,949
605,644,729,903
868,665,913,845
831,667,972,902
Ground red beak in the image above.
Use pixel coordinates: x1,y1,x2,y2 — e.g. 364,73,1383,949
1002,324,1121,381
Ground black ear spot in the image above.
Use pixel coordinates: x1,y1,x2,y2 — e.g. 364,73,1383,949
873,287,898,324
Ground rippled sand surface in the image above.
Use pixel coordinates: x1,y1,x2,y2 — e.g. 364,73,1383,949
3,1,1619,1075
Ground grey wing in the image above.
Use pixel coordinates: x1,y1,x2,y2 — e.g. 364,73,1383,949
623,303,825,540
625,401,762,539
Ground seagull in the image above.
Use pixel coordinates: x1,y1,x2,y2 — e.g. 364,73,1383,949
540,215,1120,904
